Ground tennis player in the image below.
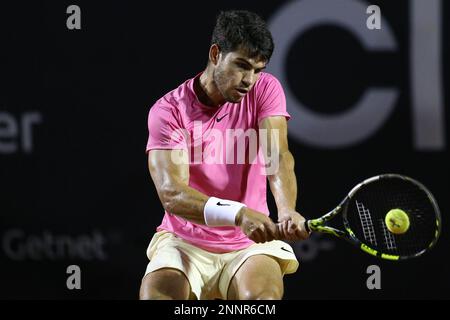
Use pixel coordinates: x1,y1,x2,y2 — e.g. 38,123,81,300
140,10,309,300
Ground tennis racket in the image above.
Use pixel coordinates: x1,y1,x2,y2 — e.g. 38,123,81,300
300,174,441,260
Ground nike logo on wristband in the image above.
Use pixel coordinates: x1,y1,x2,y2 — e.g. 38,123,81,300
216,202,230,206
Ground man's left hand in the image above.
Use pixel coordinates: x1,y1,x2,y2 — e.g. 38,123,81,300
276,210,310,241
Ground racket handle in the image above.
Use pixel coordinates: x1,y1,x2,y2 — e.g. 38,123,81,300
275,220,311,238
304,220,311,233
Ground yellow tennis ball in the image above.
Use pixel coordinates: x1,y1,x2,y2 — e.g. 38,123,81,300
385,209,410,234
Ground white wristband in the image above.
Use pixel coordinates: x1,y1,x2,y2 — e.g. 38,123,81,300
203,197,246,226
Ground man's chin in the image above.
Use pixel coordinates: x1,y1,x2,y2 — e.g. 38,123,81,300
226,95,244,104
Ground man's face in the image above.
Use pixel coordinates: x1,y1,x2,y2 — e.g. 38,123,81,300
213,47,267,103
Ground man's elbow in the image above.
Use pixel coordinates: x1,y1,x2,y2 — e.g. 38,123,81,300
159,183,183,213
281,150,295,171
267,150,294,176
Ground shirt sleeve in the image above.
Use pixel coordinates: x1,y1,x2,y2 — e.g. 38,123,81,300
146,99,188,153
256,73,291,124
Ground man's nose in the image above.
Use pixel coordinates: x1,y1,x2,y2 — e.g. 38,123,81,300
241,71,255,87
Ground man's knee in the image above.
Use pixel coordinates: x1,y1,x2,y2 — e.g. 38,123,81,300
240,286,283,300
229,255,285,300
139,268,191,300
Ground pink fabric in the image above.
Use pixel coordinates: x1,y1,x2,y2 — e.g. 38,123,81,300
146,72,290,253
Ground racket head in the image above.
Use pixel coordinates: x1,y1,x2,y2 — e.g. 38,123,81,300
342,174,441,260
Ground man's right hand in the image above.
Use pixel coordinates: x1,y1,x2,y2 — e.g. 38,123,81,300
235,207,278,243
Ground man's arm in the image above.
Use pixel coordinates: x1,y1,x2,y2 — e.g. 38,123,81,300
148,149,207,224
147,149,277,242
259,116,309,240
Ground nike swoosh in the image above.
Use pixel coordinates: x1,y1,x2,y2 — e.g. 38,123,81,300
216,113,228,122
216,202,230,206
281,247,292,253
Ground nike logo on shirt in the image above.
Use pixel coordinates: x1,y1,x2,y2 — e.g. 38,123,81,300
216,202,230,206
216,113,228,122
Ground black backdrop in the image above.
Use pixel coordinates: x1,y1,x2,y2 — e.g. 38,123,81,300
0,0,448,299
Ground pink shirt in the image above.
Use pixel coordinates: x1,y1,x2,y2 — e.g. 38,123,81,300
146,72,290,253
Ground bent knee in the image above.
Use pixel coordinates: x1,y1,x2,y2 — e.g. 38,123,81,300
139,268,191,300
240,287,283,300
140,290,177,300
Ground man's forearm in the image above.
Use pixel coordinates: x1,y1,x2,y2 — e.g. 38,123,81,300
163,185,246,226
162,183,210,224
268,150,297,214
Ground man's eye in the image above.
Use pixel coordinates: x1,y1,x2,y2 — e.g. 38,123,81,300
237,63,250,70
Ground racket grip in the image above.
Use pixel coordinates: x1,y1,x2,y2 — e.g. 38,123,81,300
304,220,311,233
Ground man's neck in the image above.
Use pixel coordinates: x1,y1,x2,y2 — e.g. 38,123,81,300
195,68,225,107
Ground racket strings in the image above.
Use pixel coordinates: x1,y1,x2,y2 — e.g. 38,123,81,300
346,177,439,257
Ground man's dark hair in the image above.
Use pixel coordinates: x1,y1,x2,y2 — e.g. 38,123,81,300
211,10,274,62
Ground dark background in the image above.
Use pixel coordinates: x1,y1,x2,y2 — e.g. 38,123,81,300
0,0,448,299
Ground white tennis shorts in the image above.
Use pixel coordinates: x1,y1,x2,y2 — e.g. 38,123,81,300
143,231,299,300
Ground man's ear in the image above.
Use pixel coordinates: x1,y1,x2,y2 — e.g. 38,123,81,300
209,44,221,66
